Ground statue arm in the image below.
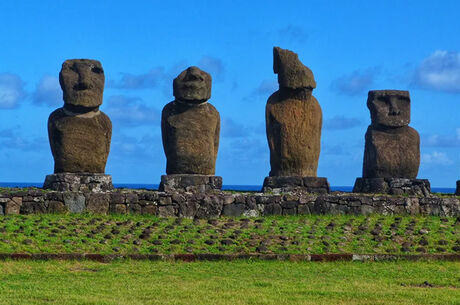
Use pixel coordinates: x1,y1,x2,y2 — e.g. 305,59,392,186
106,118,112,155
161,108,169,157
214,113,220,160
47,114,57,160
266,105,275,152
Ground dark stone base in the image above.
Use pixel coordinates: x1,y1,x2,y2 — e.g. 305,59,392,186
43,173,113,192
456,180,460,195
262,176,330,194
159,175,223,192
353,178,430,196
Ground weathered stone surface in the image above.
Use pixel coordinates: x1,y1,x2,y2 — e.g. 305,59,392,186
353,178,430,196
2,187,460,218
48,201,67,213
161,66,219,176
158,205,175,217
173,66,211,102
195,196,223,218
159,174,222,192
456,180,460,195
262,176,329,193
142,205,158,215
43,173,113,192
63,193,85,213
367,90,410,127
362,90,420,179
110,204,127,214
273,47,316,89
222,203,245,217
86,193,110,214
48,59,111,174
363,125,420,179
128,203,142,214
5,197,22,215
266,47,322,177
48,108,112,173
178,200,198,218
60,59,105,108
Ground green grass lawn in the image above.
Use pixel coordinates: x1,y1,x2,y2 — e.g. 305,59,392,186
0,260,458,305
0,214,459,255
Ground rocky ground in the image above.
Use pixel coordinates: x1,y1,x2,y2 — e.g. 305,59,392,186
0,214,459,255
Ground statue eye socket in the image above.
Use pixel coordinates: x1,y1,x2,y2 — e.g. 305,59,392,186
91,66,103,74
69,65,78,72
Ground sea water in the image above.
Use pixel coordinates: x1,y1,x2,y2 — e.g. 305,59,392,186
0,182,456,194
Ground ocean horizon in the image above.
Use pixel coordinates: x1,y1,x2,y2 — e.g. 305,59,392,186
0,182,456,194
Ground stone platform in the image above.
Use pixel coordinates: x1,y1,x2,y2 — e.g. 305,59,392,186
1,188,460,217
262,176,330,194
43,173,113,192
353,178,430,197
159,175,222,193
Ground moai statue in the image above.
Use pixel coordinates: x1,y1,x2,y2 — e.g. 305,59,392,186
262,47,329,193
353,90,430,196
159,66,222,192
43,59,113,192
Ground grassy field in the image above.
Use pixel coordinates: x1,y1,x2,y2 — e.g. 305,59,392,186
0,214,459,255
0,260,458,305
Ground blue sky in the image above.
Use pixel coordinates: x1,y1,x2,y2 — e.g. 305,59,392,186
1,0,460,187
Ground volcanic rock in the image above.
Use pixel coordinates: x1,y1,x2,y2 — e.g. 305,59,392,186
266,47,322,177
162,66,220,175
48,59,111,173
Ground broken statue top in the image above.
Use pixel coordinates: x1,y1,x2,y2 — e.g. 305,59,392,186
273,46,316,89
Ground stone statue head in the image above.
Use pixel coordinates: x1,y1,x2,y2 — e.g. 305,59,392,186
273,46,316,90
173,66,211,103
59,59,105,108
367,90,410,127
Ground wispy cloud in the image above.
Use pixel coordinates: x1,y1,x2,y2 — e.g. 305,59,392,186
412,50,460,93
252,79,278,98
330,68,380,96
323,144,347,155
32,75,61,107
279,25,308,43
323,116,362,130
108,56,225,92
0,73,26,109
109,67,166,89
198,56,225,82
104,95,160,127
0,128,47,151
422,128,460,147
421,151,453,165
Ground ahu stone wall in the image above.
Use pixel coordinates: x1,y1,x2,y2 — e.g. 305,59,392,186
0,189,459,218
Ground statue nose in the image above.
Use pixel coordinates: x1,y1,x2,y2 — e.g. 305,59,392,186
76,71,91,90
388,99,400,115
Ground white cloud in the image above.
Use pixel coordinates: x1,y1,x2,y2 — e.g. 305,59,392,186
421,151,453,165
413,50,460,93
0,73,25,109
32,75,61,107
